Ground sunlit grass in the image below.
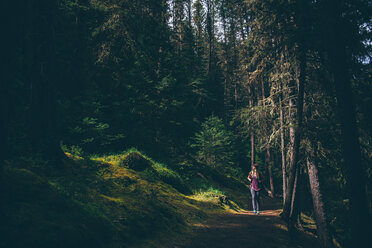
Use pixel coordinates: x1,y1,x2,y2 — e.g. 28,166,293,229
65,152,84,161
189,187,224,202
301,212,317,230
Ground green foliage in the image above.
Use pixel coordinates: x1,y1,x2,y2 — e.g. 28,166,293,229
61,143,84,157
191,116,235,170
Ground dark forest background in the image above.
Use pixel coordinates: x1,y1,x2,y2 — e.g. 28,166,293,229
0,0,371,248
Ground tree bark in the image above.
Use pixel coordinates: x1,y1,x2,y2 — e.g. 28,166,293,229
248,85,255,166
279,82,287,204
261,78,275,197
325,2,370,246
288,164,301,234
306,142,333,248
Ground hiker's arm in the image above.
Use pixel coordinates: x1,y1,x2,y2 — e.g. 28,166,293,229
247,172,252,182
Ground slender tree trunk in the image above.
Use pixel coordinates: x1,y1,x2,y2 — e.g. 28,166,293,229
186,0,192,27
234,83,238,110
306,142,333,248
251,133,255,166
288,164,301,235
266,142,275,197
261,79,275,197
248,85,255,166
206,0,213,76
279,82,287,204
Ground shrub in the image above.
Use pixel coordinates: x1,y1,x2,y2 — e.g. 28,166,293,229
191,116,235,169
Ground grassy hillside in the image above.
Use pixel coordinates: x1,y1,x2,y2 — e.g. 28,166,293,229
0,149,250,248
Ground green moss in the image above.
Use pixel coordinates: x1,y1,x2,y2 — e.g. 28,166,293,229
150,163,191,194
1,148,250,248
0,167,114,248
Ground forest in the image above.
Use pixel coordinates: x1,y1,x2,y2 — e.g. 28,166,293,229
0,0,371,248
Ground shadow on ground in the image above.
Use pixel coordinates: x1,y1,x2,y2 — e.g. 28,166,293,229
176,197,319,248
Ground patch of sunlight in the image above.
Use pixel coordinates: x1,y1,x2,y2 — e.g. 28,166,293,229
273,223,288,231
187,194,220,203
100,194,125,203
192,223,210,228
111,168,138,180
92,153,128,167
301,212,317,229
188,187,224,203
65,152,84,161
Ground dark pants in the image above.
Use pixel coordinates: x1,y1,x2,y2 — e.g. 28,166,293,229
250,187,260,212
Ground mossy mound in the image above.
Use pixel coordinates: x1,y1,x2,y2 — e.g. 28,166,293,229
150,163,191,194
0,149,249,248
119,151,152,171
0,167,113,248
0,151,224,248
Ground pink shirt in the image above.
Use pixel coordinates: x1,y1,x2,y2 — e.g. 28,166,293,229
251,175,260,191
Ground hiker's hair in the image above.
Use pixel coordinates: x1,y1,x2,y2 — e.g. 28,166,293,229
249,167,259,180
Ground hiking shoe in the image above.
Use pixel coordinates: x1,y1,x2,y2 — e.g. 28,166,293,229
253,210,256,214
256,211,260,215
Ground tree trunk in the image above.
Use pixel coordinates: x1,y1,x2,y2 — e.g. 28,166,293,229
28,0,63,161
306,142,333,248
325,2,370,246
288,164,301,235
249,85,255,166
266,142,275,197
206,0,213,76
0,0,18,175
279,82,287,204
333,63,369,248
282,44,306,221
261,79,275,197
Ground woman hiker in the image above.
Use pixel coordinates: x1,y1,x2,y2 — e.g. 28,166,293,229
247,163,263,214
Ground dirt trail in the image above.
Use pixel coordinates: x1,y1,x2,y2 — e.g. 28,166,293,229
177,198,319,248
